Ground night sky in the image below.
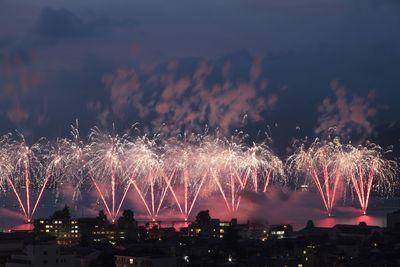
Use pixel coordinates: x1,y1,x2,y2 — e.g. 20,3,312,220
1,0,400,144
0,0,400,226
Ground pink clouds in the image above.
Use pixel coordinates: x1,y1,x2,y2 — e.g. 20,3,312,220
101,56,278,134
0,49,43,127
7,103,30,123
315,80,378,140
250,56,262,82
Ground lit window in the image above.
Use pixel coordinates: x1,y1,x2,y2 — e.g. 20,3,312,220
220,229,225,233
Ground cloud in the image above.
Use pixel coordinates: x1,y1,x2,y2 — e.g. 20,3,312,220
100,55,278,134
7,103,30,123
315,80,378,140
31,7,137,45
0,49,42,126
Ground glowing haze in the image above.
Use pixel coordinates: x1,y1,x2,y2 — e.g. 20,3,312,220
0,124,396,224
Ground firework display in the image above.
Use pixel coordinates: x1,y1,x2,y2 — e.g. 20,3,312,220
0,134,67,222
0,126,397,223
288,138,396,216
340,142,396,215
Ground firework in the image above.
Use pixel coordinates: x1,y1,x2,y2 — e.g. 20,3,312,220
288,138,345,216
340,142,396,215
242,142,285,192
84,127,132,223
2,134,66,222
0,123,395,223
162,134,209,220
125,136,164,221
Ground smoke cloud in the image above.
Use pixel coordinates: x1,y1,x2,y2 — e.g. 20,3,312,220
100,56,278,134
315,80,378,141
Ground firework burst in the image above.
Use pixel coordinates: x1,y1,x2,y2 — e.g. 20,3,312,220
125,135,164,221
0,123,395,223
2,134,67,222
85,127,132,223
288,138,345,216
340,142,397,215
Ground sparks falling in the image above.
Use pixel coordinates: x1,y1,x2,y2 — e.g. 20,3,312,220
0,134,66,222
288,138,397,216
340,142,396,215
288,138,345,216
0,125,396,223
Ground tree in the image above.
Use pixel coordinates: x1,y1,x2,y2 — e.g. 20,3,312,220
97,210,109,226
118,209,135,223
117,209,138,243
306,220,315,228
50,205,71,220
195,210,211,225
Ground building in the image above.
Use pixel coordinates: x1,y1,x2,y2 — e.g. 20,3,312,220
269,224,293,239
188,218,239,239
329,223,382,241
34,217,138,246
34,219,80,246
115,243,176,267
387,209,400,229
5,242,76,267
0,232,34,267
115,255,176,267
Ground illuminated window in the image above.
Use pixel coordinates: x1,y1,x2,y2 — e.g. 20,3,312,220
298,264,303,267
219,235,223,239
220,229,225,233
129,258,135,264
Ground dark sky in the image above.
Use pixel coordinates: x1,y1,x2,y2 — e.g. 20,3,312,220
1,0,400,147
1,0,400,227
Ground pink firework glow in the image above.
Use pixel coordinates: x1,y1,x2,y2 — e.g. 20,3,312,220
0,124,396,223
65,128,286,221
340,142,396,215
84,127,132,223
0,134,66,222
125,136,164,221
196,136,286,215
288,138,397,216
162,135,209,221
288,138,345,216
